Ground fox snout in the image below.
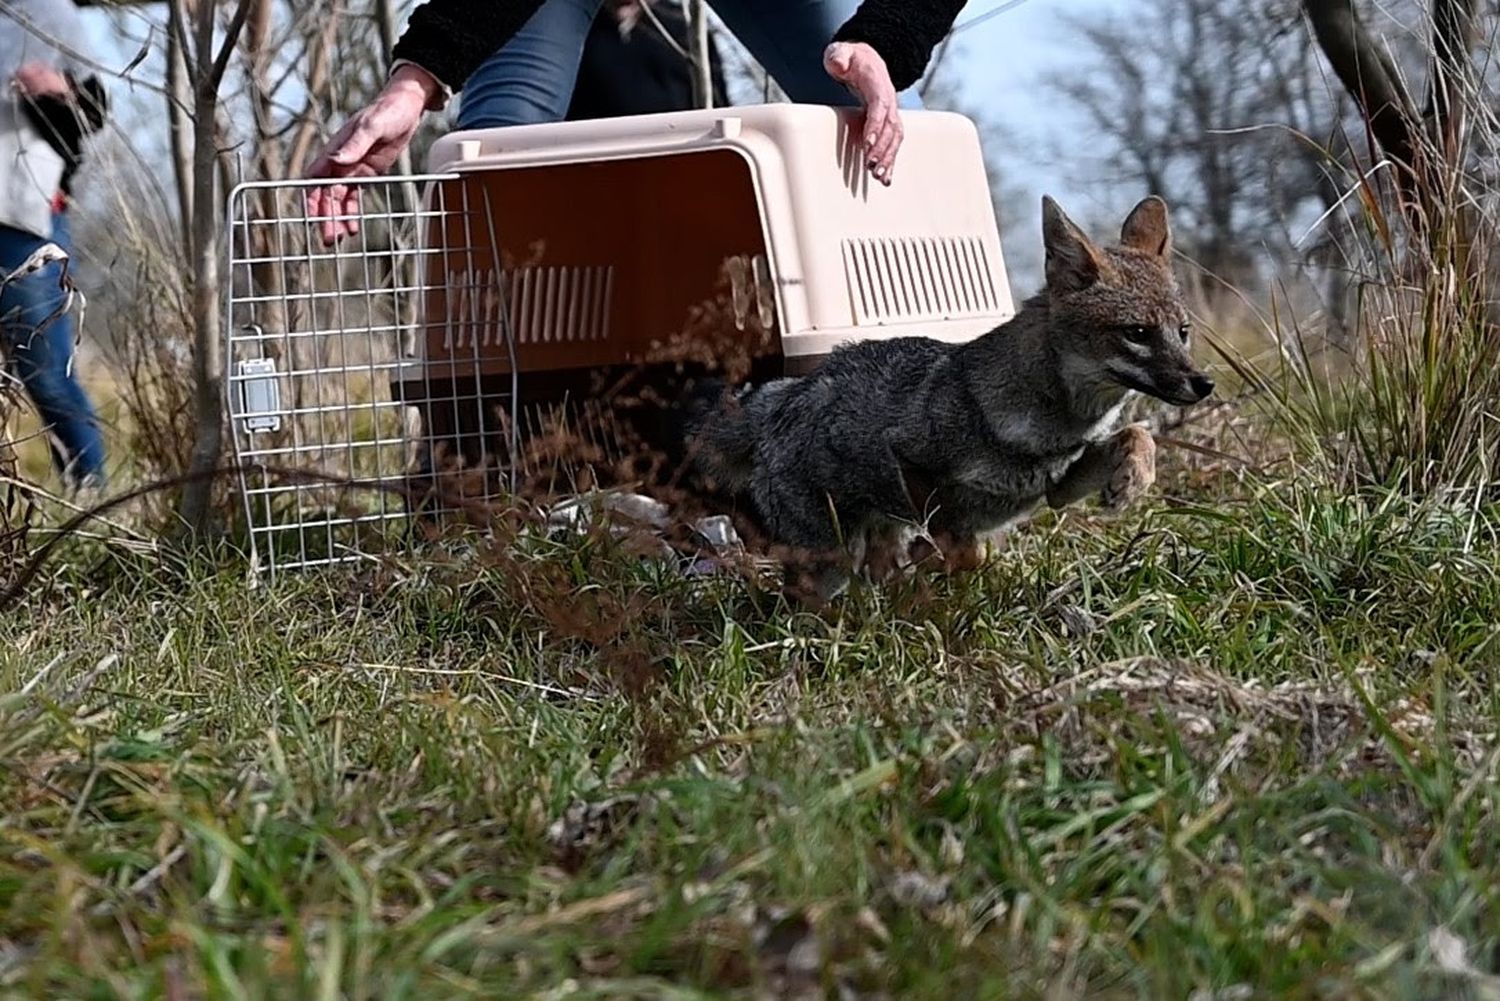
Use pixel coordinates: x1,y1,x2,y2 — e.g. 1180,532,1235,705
1144,365,1214,407
1103,347,1215,407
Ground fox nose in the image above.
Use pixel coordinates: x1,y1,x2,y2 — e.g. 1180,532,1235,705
1189,374,1215,400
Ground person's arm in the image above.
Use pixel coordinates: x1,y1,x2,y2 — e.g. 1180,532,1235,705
821,0,967,184
305,0,546,243
389,0,547,99
308,0,966,239
832,0,968,92
21,74,108,171
386,0,964,104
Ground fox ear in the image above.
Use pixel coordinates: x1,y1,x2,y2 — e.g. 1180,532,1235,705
1042,195,1104,293
1120,195,1172,257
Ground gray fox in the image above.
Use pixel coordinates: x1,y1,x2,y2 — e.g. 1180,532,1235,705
680,194,1213,591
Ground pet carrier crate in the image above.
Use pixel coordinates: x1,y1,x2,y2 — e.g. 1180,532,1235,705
226,104,1015,574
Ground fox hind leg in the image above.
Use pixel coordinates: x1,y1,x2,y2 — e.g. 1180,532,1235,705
751,473,854,601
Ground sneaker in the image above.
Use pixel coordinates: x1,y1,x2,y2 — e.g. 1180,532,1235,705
63,469,108,510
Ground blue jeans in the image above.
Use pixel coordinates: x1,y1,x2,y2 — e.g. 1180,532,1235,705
0,212,106,487
457,0,924,129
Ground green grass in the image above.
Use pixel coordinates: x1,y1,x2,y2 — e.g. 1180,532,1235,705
3,475,1500,999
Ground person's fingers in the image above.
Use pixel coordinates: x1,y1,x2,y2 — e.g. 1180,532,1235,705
305,148,340,182
306,186,337,246
307,114,375,180
306,186,326,242
861,101,886,154
329,124,378,167
316,182,350,246
319,184,338,245
860,99,892,182
309,126,377,244
12,62,70,98
865,104,902,185
339,185,362,239
305,91,425,243
826,43,903,185
308,126,354,244
308,133,352,180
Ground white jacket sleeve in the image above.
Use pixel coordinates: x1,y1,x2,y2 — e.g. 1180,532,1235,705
0,0,89,236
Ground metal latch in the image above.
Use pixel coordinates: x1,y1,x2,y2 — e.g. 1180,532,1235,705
236,355,282,434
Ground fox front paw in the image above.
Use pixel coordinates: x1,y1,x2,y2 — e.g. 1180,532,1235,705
1101,425,1156,510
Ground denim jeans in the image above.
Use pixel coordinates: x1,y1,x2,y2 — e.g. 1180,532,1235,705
457,0,925,129
0,211,106,487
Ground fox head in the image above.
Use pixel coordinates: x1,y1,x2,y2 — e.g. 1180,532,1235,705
1041,195,1214,407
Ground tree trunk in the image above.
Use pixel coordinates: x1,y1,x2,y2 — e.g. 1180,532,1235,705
177,5,225,534
1305,0,1486,271
1302,0,1419,186
175,0,256,536
1421,0,1481,277
165,8,195,258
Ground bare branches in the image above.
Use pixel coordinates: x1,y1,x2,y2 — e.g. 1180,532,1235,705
165,9,195,251
0,0,175,100
287,3,347,176
1302,0,1483,176
207,0,257,96
1047,0,1338,290
0,0,410,536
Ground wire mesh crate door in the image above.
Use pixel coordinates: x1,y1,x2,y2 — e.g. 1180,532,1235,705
408,175,524,513
224,173,516,574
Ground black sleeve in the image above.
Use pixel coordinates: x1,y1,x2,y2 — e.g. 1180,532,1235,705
21,74,108,172
831,0,968,92
708,30,730,108
391,0,547,92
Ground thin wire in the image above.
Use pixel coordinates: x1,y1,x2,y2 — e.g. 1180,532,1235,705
952,0,1034,35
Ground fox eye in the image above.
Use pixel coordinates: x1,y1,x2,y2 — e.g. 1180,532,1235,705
1122,325,1154,344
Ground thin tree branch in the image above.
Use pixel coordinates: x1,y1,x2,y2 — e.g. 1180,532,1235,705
206,0,258,93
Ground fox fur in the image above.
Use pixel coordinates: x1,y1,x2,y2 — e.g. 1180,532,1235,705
679,194,1214,591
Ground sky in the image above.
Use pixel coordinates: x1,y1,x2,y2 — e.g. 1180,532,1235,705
936,0,1131,281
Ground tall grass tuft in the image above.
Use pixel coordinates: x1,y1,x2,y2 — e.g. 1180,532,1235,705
1222,15,1500,497
0,374,38,576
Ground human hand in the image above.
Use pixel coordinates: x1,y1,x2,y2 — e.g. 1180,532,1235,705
823,41,901,186
305,64,442,245
12,62,71,100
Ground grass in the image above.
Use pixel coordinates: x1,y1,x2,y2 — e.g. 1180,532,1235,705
4,462,1499,999
6,7,1499,992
